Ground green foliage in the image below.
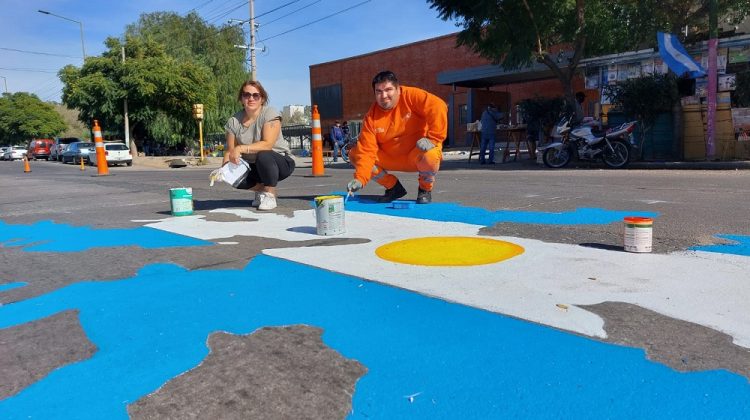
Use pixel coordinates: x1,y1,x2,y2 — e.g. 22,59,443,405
428,0,749,101
517,96,567,126
52,104,90,139
60,11,246,150
734,70,750,108
0,93,67,144
61,35,217,147
603,73,678,126
125,11,247,134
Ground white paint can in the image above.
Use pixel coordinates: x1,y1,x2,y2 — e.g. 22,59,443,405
314,195,345,236
623,217,653,253
170,187,193,216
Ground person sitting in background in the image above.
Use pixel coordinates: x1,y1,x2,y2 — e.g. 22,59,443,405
224,80,295,211
479,103,504,164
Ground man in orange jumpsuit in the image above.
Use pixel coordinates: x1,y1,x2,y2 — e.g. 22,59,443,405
346,71,448,204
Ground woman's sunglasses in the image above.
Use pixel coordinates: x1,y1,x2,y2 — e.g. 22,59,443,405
241,92,262,101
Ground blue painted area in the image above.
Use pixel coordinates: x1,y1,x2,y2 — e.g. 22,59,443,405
0,220,211,252
1,256,748,419
0,282,26,293
692,234,750,257
339,192,659,226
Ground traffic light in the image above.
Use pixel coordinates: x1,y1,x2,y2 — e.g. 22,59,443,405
192,103,204,120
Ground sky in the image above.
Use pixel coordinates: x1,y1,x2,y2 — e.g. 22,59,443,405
0,0,460,108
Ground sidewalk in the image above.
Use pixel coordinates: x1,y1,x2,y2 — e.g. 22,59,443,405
132,151,750,171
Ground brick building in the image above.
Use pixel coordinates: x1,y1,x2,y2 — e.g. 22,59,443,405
308,33,583,147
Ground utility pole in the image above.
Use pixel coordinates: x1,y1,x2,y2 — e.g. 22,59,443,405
706,0,718,159
122,46,131,151
249,0,257,80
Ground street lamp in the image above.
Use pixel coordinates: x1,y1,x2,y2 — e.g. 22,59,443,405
0,76,7,94
38,9,86,60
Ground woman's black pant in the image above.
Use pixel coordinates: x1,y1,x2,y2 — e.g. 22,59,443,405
236,151,295,189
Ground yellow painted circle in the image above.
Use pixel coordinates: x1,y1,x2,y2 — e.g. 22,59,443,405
375,236,524,266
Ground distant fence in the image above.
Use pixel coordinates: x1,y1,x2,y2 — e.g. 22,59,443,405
282,124,311,151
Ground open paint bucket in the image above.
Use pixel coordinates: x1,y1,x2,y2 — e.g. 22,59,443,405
170,187,193,216
623,216,652,253
314,195,345,236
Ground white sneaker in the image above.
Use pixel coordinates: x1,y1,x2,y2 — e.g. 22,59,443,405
257,193,277,210
251,192,265,207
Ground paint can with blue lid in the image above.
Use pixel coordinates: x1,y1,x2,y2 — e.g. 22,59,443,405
314,195,345,236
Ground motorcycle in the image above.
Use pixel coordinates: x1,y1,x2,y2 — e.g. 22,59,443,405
541,115,638,169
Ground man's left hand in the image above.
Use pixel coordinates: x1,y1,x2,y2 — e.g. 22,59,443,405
416,138,435,152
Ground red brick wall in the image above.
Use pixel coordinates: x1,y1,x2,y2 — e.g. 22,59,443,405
310,33,586,144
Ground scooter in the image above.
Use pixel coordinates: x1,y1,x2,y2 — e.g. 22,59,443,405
541,115,637,169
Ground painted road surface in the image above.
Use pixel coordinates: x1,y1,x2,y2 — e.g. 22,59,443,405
1,199,749,418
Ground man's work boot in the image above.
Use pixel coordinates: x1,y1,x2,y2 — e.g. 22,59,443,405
377,180,407,203
416,188,432,204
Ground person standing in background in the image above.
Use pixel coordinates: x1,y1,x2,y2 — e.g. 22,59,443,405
479,103,504,164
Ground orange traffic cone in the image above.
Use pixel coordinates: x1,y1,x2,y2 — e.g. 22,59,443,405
92,119,109,176
23,155,31,173
311,105,324,176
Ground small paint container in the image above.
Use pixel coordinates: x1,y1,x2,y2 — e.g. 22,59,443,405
623,216,653,253
314,195,345,236
390,200,414,209
170,187,193,216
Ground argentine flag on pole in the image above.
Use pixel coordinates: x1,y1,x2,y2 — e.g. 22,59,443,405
657,32,706,78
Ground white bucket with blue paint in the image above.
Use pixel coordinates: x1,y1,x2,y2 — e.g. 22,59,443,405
170,187,193,216
314,195,345,236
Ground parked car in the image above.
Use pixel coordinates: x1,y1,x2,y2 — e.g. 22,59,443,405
61,142,95,164
27,139,55,160
51,137,85,162
0,146,9,160
88,142,133,167
3,146,28,161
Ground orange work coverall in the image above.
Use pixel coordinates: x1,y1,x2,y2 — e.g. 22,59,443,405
350,85,448,192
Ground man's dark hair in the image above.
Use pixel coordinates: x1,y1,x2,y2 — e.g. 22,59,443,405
575,91,586,102
372,71,399,90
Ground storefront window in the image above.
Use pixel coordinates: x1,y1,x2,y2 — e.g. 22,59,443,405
458,104,468,125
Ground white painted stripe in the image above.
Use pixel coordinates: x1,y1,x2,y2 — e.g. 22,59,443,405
94,130,102,138
144,209,750,349
312,121,321,128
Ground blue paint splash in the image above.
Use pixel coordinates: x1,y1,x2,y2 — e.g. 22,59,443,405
339,192,658,226
691,234,750,257
0,256,748,419
0,220,211,252
0,282,26,293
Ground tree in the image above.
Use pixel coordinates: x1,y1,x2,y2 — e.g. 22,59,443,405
60,36,217,154
428,0,750,103
603,73,679,157
0,93,66,144
125,12,248,135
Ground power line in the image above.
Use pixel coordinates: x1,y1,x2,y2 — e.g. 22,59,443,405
187,0,216,14
259,0,371,43
0,67,59,74
262,0,321,27
205,0,248,24
0,47,81,59
256,0,302,20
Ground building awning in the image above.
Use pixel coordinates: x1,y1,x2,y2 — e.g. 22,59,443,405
437,52,572,88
